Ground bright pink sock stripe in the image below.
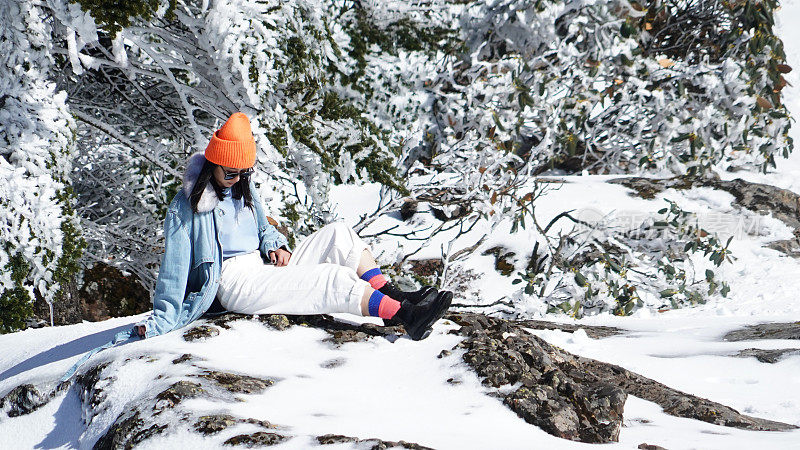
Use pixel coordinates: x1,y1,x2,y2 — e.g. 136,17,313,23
368,274,388,290
378,296,401,319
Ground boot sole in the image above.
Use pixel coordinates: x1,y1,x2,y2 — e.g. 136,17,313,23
408,291,453,341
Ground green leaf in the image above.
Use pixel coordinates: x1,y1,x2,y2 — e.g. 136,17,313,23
574,271,588,287
624,301,634,315
671,133,691,143
705,269,714,281
524,285,535,295
492,111,507,132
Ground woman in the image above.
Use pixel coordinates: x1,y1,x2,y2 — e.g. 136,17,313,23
132,112,452,342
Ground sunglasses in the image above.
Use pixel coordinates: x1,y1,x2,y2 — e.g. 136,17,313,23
222,167,254,180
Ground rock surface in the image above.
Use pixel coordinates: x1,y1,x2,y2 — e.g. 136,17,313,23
196,370,274,394
452,313,626,443
723,322,800,341
734,348,800,364
81,362,282,449
516,319,622,339
32,276,82,326
77,263,151,322
223,431,289,447
194,414,275,435
93,410,168,450
183,324,221,341
482,246,517,276
316,434,433,449
448,311,797,443
31,263,151,328
0,384,50,418
638,444,668,450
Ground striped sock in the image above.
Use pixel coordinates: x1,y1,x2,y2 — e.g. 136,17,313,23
360,267,388,290
367,289,401,319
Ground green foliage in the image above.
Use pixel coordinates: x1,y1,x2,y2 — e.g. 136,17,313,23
0,287,33,334
284,36,310,73
355,152,408,195
285,91,407,193
461,0,792,178
513,199,734,318
267,127,289,157
0,181,87,334
53,188,87,291
653,200,733,304
342,9,458,91
0,252,33,334
71,0,177,36
635,0,792,173
278,196,302,249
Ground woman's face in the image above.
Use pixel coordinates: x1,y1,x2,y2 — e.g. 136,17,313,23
213,165,251,188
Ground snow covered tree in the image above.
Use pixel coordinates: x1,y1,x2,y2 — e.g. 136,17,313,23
44,0,407,287
424,0,793,181
0,0,84,333
0,0,792,329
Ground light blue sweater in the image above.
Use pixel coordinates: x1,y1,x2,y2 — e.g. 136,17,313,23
218,188,260,259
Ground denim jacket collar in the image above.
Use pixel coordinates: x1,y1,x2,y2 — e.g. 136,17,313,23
183,152,220,213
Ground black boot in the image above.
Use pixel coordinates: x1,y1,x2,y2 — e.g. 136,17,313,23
379,283,437,304
393,290,453,341
380,284,437,327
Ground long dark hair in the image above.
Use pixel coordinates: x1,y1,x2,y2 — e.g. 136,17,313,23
189,160,254,213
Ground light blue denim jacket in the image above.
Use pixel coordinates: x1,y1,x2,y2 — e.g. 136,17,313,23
136,169,287,337
61,153,287,381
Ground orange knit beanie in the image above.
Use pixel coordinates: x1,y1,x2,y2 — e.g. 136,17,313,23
204,112,257,169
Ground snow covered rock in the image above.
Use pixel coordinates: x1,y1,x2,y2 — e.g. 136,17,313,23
182,325,221,342
77,358,284,449
734,348,800,364
5,311,796,447
453,312,627,443
611,175,800,230
316,434,432,449
723,322,800,341
450,311,797,443
0,383,50,418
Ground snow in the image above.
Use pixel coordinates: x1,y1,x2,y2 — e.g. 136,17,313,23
4,1,800,449
3,310,800,449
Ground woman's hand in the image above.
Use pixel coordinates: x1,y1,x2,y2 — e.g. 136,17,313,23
269,248,292,266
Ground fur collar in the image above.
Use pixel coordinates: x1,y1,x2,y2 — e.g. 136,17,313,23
182,152,219,213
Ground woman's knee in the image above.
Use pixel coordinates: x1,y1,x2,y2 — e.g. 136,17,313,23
323,221,352,236
320,221,357,245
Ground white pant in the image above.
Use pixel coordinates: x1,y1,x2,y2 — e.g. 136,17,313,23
217,222,370,316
